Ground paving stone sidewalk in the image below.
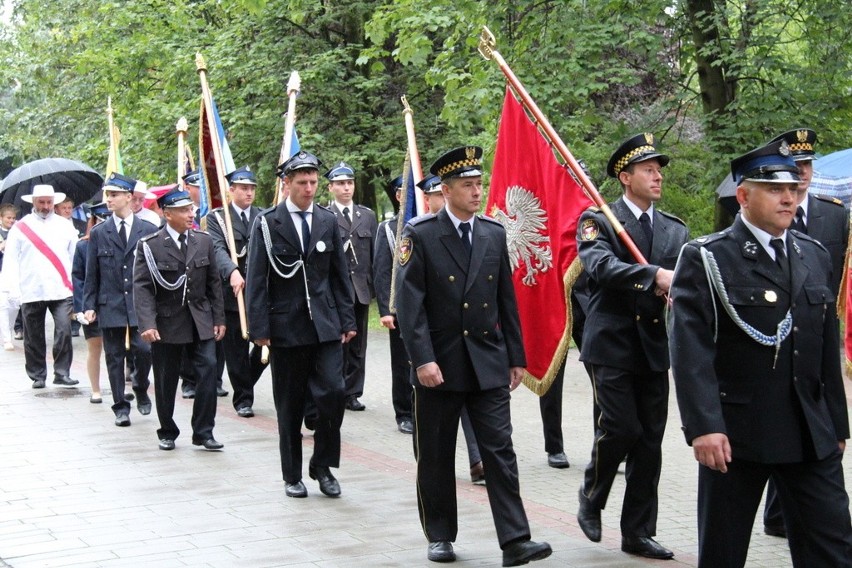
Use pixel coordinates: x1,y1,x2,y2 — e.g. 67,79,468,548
1,326,848,567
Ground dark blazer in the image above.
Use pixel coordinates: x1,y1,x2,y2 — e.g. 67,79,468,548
330,203,377,305
577,197,689,372
72,239,88,313
206,204,261,313
394,209,526,391
84,215,158,328
801,193,849,295
245,204,356,347
373,216,398,318
670,217,849,463
132,227,225,344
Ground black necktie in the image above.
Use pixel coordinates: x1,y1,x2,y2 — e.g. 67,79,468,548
459,222,472,257
240,211,248,229
793,206,806,234
342,206,352,225
770,238,789,279
118,220,127,248
297,211,311,254
177,233,187,257
639,212,653,256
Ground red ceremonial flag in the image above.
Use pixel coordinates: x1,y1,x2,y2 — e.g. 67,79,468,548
486,87,593,395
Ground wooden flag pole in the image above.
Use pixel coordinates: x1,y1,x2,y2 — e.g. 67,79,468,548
196,53,248,339
274,71,302,206
176,117,188,185
478,26,647,265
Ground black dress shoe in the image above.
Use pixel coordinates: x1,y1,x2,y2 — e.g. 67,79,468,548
53,376,79,386
470,461,486,485
345,397,366,411
427,541,455,563
285,480,307,498
764,524,787,538
577,487,602,542
32,379,46,389
502,539,552,566
309,463,341,497
304,416,316,431
158,439,175,451
547,452,570,469
621,536,674,560
114,413,131,427
192,437,224,450
216,387,228,397
124,392,135,401
182,387,196,399
398,419,414,434
237,406,255,418
137,395,152,416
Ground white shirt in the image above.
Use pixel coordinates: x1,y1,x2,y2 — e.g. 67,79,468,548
112,212,134,239
165,224,188,248
286,198,314,251
2,213,78,302
135,207,161,226
444,207,475,244
622,195,655,225
741,214,788,260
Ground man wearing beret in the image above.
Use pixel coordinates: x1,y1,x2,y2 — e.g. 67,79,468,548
325,161,377,412
395,146,551,566
575,133,688,560
206,166,267,418
669,139,852,566
133,187,226,451
84,173,158,427
245,151,356,499
761,128,850,538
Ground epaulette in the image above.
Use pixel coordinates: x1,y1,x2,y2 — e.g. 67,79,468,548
790,229,826,248
356,204,375,213
477,214,503,227
692,229,729,246
658,210,687,226
315,204,331,213
139,232,158,242
208,206,224,214
586,205,601,213
812,193,845,207
409,213,436,226
257,205,276,216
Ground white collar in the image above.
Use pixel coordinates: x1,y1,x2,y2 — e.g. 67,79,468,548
741,214,788,259
622,196,655,223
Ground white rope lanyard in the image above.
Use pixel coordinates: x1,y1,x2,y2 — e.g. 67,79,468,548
259,215,312,320
142,241,188,305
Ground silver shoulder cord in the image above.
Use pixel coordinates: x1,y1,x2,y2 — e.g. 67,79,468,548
343,236,358,265
259,215,313,320
699,247,792,368
142,241,188,305
213,211,247,258
384,222,395,254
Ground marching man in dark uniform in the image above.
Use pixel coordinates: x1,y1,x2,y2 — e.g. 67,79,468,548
206,166,267,418
762,127,850,538
83,173,158,427
373,175,413,434
133,187,226,451
326,161,377,411
669,139,852,567
245,151,356,499
575,133,688,560
395,146,552,566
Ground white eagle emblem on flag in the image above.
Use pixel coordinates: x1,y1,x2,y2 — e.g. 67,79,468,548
490,186,553,286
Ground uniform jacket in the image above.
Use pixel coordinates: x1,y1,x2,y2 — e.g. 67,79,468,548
245,203,356,347
132,227,225,344
801,193,849,296
373,215,398,318
394,209,526,391
206,204,261,313
669,217,849,463
577,197,689,372
84,215,158,328
330,203,377,305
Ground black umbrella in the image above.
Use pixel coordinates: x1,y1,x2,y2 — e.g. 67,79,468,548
0,158,103,215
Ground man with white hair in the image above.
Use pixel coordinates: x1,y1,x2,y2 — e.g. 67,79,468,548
3,184,79,388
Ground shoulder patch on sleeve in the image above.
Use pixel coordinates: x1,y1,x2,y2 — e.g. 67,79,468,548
580,218,600,241
398,237,413,266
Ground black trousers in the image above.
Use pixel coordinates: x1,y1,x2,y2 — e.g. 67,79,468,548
413,386,530,548
21,298,73,382
698,453,852,567
102,326,151,415
269,342,345,483
151,338,217,442
581,364,668,537
387,319,412,423
221,310,266,410
343,301,369,400
539,362,565,454
181,343,224,390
